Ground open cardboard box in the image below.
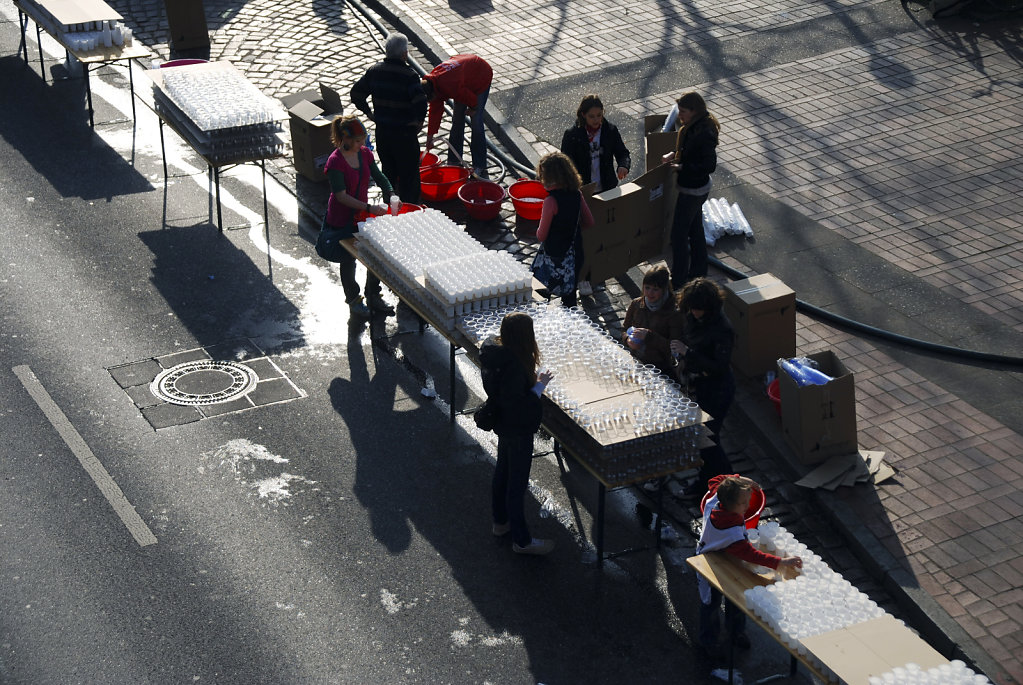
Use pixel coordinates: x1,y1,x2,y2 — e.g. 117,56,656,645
280,84,345,181
644,114,678,173
724,273,796,377
580,163,676,283
778,350,858,465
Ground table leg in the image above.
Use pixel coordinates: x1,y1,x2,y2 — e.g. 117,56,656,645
35,24,44,84
261,160,272,281
18,11,28,62
158,119,167,179
596,482,606,568
128,60,137,125
214,166,223,231
728,600,736,685
654,479,664,549
84,65,94,129
449,342,456,424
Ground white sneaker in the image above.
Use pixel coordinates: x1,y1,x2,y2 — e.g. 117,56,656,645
512,538,555,555
578,280,593,296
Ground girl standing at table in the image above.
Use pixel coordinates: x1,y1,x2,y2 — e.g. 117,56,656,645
622,265,684,378
662,92,720,289
479,312,555,555
534,151,594,308
560,94,631,193
319,115,393,318
559,94,630,297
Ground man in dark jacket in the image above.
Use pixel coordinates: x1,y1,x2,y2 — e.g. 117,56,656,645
422,54,493,178
350,33,427,203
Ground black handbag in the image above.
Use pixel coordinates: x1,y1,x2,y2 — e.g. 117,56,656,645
315,225,350,263
473,400,499,432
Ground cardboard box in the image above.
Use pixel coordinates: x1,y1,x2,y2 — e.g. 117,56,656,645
280,84,345,181
580,163,676,283
644,114,678,173
724,273,796,376
162,0,209,51
778,350,858,465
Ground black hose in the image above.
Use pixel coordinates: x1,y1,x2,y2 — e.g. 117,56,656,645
710,257,1023,367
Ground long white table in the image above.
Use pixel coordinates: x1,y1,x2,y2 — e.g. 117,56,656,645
687,553,949,684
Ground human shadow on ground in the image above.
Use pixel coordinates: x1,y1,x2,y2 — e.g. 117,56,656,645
325,327,733,683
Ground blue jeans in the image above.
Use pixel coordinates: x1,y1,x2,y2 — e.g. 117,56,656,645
492,430,534,547
449,86,490,174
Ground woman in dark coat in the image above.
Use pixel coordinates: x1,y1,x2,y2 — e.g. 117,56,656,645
664,92,720,289
671,278,735,492
479,312,555,555
560,94,632,193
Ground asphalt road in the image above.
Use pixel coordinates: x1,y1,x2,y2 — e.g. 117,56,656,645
0,11,817,684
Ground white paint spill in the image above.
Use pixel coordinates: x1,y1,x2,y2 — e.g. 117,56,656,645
380,588,416,615
448,625,523,648
201,439,317,507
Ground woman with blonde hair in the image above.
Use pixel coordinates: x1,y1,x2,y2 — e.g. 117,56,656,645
662,92,720,289
316,115,394,317
479,312,555,555
533,151,594,307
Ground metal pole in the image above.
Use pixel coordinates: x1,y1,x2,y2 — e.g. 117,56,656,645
597,482,606,568
84,65,94,128
262,160,272,281
449,342,456,423
214,166,223,231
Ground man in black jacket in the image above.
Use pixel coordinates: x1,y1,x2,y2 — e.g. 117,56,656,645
350,33,427,203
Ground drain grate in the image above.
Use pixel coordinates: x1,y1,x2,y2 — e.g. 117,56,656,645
150,360,259,406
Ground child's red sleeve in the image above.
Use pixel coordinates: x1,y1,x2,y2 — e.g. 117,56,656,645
724,539,781,569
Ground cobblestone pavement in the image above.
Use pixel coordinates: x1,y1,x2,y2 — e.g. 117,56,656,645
81,0,1023,682
616,30,1023,335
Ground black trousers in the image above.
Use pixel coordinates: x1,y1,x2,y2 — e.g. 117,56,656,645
376,125,421,204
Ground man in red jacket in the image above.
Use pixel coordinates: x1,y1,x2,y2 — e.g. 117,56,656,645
422,54,493,178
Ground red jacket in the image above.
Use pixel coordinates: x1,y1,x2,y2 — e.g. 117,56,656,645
425,54,493,137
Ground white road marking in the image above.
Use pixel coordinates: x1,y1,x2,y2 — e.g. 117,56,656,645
13,365,157,547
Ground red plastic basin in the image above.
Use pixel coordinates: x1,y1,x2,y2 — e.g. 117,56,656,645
508,179,548,220
421,165,470,202
767,378,781,417
354,202,424,223
700,486,766,530
420,151,440,170
458,180,506,221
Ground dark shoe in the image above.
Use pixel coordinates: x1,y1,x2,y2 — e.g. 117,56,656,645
732,632,751,650
492,522,511,537
367,296,395,315
348,297,371,318
512,538,555,555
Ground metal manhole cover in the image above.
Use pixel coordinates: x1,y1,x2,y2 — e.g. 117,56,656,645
150,360,259,406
